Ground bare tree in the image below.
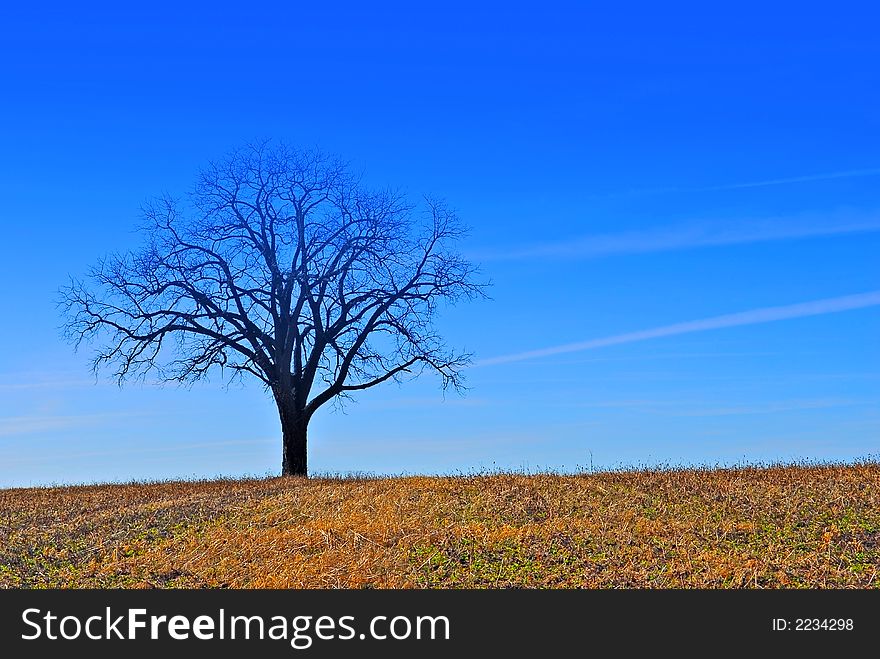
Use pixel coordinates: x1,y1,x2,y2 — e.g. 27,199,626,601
61,142,485,476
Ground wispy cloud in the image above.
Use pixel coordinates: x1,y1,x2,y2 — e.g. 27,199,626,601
602,167,880,198
0,379,95,392
357,397,489,411
0,438,276,466
476,291,880,367
473,212,880,262
698,167,880,192
551,397,869,416
668,398,868,417
0,371,94,392
0,412,146,438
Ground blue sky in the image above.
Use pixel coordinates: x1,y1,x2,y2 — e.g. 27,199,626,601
1,2,878,487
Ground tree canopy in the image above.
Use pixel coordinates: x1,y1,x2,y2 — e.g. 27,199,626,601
62,142,486,475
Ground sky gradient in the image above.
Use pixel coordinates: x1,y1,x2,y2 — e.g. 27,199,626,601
1,2,878,487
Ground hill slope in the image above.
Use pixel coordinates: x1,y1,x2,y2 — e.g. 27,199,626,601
2,463,878,588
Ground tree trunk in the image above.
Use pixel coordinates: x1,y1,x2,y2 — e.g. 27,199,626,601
276,392,308,477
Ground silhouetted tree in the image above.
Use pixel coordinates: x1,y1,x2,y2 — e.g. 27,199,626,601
61,142,484,476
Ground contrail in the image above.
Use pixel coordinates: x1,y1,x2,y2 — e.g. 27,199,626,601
699,167,880,191
473,213,880,262
605,167,880,198
475,291,880,367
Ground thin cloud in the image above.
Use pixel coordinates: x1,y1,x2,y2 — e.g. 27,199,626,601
0,438,275,464
601,167,880,198
358,397,489,411
553,397,869,416
699,167,880,192
474,213,880,262
476,291,880,367
669,398,868,417
0,413,140,438
0,379,95,392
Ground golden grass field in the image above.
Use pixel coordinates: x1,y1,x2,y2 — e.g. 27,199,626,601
1,462,878,588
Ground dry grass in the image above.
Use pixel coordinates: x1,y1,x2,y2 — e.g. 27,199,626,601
1,462,878,588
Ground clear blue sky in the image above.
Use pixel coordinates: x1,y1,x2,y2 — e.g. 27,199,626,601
1,2,878,487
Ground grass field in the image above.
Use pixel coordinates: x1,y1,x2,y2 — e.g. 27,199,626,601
1,462,878,588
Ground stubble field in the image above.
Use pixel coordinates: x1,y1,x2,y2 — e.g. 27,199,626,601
1,462,878,588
